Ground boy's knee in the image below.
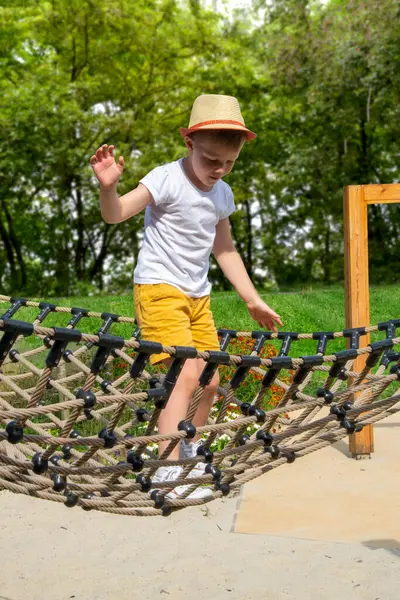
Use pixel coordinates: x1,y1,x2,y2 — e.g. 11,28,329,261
206,371,220,394
179,360,201,393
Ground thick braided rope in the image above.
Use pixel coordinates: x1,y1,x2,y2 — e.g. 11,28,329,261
0,295,399,516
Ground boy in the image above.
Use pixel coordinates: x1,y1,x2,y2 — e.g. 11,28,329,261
90,94,282,498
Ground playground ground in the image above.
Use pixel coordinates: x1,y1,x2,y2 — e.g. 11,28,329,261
0,412,399,600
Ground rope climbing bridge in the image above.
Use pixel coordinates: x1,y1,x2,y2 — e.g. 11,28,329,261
0,295,399,517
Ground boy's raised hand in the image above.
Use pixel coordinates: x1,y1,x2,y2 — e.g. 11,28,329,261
90,144,124,188
246,298,283,333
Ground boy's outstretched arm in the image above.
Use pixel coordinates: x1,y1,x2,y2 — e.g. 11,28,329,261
213,218,283,332
90,144,152,224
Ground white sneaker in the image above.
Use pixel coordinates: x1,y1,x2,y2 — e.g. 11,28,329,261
179,439,202,459
152,465,212,500
179,440,207,477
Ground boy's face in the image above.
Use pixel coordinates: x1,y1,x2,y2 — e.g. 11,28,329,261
185,134,244,190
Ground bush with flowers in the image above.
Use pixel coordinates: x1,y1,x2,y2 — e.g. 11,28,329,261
108,334,295,455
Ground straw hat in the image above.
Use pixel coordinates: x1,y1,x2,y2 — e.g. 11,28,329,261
180,94,256,141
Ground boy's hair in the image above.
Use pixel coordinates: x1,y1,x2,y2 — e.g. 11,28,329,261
189,129,247,149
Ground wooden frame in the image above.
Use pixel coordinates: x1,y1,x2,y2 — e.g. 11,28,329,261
343,184,400,457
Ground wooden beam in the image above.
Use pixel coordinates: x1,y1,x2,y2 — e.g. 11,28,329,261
343,185,374,457
364,183,400,204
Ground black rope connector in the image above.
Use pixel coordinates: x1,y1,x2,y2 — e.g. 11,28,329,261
343,327,366,349
84,409,94,420
136,474,152,492
264,445,281,459
50,454,62,465
43,336,52,348
2,297,27,319
148,356,188,407
316,388,334,405
67,307,89,328
51,473,67,492
313,331,335,354
90,346,112,375
330,405,347,421
256,429,273,447
5,421,23,444
341,419,363,434
205,350,231,365
329,349,358,379
46,376,54,390
390,364,400,379
65,492,79,508
149,377,162,389
150,490,165,509
380,351,400,369
76,388,96,409
283,450,296,463
217,328,237,350
238,434,250,446
205,464,221,481
137,340,163,355
251,331,273,353
130,352,151,380
147,388,168,409
0,327,25,367
61,444,72,460
330,401,353,426
173,346,198,359
100,380,112,393
127,452,144,472
45,327,82,368
62,445,72,459
196,445,214,463
9,348,19,362
69,430,80,439
32,453,48,475
178,420,196,439
240,403,265,422
199,350,231,386
136,408,150,423
63,349,73,363
215,481,230,496
249,406,266,423
98,428,117,449
162,506,172,517
230,355,261,389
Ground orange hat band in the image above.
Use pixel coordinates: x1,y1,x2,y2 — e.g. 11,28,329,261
187,119,247,131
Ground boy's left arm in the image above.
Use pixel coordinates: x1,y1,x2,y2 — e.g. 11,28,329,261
213,218,283,332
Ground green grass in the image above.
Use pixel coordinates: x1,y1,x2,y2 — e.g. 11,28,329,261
3,286,399,445
2,284,400,356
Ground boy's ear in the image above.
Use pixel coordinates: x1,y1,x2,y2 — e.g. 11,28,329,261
184,135,194,154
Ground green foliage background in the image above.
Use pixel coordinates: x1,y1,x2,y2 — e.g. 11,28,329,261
1,0,399,297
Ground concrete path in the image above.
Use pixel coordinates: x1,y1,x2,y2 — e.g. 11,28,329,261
235,412,400,545
0,415,399,600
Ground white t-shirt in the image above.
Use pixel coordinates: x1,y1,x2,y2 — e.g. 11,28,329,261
133,158,235,297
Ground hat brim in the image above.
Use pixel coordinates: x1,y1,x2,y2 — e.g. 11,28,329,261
180,123,257,141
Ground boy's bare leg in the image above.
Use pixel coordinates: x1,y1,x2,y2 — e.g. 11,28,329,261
157,358,199,460
191,359,219,432
156,358,219,460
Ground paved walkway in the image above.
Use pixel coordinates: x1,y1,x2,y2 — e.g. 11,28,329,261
235,412,400,545
0,414,399,600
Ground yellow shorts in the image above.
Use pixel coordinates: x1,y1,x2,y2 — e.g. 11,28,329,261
134,283,220,364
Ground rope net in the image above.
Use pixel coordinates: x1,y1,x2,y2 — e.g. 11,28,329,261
0,294,399,517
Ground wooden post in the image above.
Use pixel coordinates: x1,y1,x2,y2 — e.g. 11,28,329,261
343,186,373,457
343,183,400,457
